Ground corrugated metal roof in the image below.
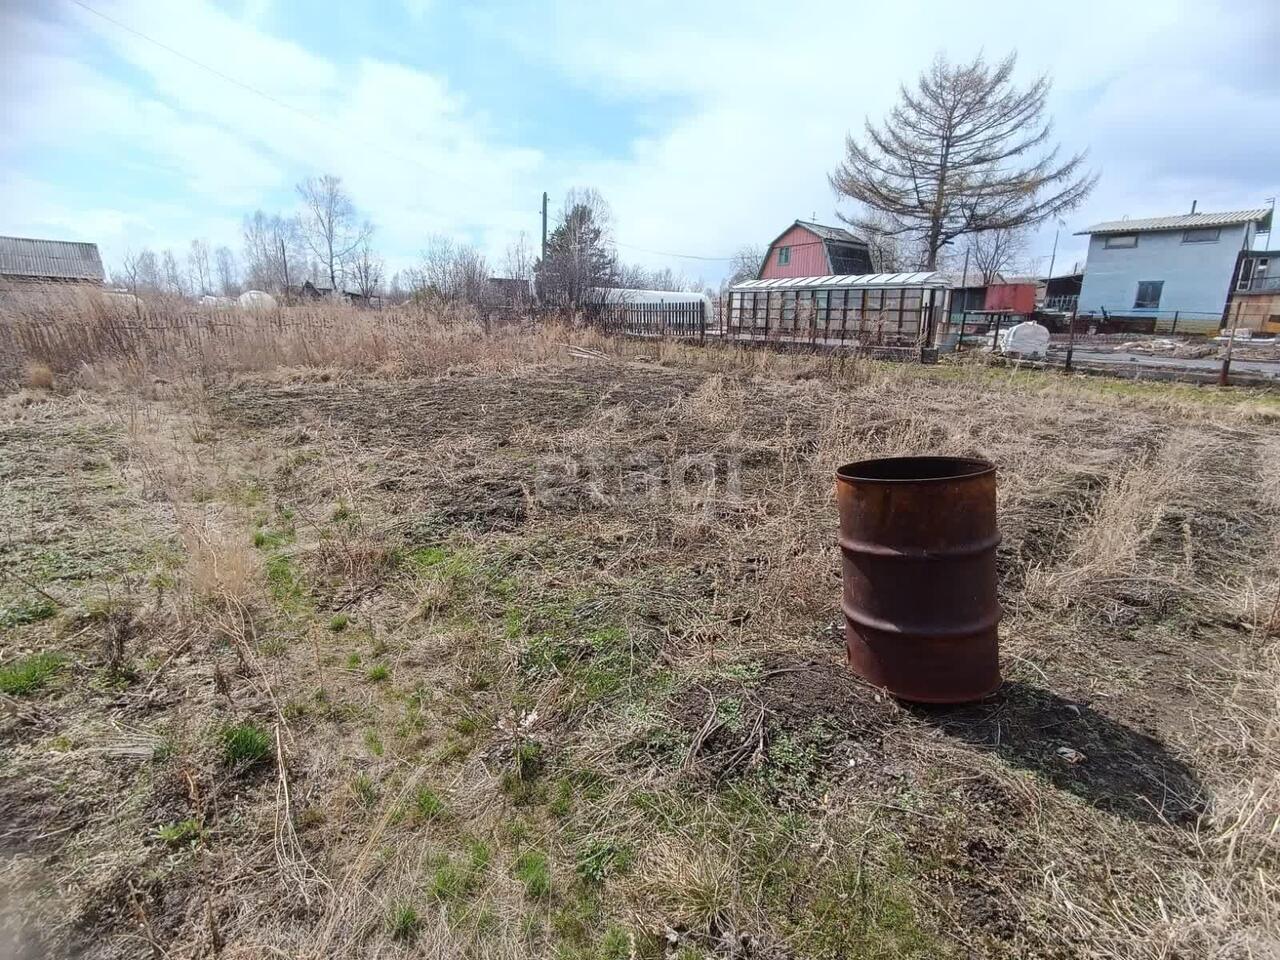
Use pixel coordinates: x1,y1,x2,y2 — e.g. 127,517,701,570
731,272,948,291
794,220,863,243
594,287,710,304
1075,208,1270,236
0,236,105,281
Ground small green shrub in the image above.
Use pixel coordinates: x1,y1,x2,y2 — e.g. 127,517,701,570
155,818,203,847
387,901,420,941
220,721,271,766
352,773,379,807
328,612,350,632
465,837,492,871
514,849,551,900
0,651,65,696
0,598,58,629
575,840,633,884
366,664,390,683
413,788,447,823
427,860,470,902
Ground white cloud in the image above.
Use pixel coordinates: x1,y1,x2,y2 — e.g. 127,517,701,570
488,0,1280,276
3,0,1277,283
2,0,548,274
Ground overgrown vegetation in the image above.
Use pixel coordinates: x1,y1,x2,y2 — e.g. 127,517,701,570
2,304,1277,960
0,650,64,696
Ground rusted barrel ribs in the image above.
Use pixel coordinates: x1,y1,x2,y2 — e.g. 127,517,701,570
836,456,1001,703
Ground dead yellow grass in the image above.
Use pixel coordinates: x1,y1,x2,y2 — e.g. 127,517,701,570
21,359,54,390
4,296,1280,960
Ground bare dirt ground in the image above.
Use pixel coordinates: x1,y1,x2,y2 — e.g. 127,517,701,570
2,337,1279,959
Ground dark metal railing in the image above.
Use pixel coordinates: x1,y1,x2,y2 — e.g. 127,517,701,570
1236,276,1280,293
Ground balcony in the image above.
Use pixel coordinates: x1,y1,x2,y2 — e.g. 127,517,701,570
1041,295,1079,312
1236,275,1280,294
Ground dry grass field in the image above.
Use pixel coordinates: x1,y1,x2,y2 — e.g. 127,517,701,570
1,301,1279,959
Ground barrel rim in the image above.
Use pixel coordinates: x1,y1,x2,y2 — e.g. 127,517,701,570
835,455,995,484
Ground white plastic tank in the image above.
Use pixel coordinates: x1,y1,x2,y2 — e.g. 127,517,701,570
237,289,277,311
996,321,1050,358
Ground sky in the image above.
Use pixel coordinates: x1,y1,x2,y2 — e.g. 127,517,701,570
2,0,1278,287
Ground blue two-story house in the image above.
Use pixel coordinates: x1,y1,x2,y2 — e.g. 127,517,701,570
1075,206,1272,332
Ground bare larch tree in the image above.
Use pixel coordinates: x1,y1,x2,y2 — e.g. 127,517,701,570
296,174,371,291
830,53,1096,270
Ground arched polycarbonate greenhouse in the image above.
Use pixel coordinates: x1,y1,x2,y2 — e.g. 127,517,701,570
725,272,951,347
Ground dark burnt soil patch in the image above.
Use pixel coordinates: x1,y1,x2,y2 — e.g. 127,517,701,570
911,831,1022,947
0,772,88,858
669,653,896,798
911,680,1206,826
70,861,206,960
214,365,703,447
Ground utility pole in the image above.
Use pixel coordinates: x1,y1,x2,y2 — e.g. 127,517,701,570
541,192,548,264
279,236,290,302
1219,299,1245,387
1045,225,1060,290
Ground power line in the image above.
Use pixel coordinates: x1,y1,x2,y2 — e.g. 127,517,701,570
613,236,832,262
613,241,735,262
65,0,767,266
66,0,446,182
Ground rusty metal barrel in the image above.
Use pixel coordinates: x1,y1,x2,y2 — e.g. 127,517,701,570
835,456,1001,703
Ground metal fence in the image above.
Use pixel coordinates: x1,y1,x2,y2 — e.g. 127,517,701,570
582,298,707,341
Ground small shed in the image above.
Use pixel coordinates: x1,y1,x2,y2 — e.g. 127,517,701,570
984,282,1037,315
727,273,950,346
0,236,104,288
758,221,874,279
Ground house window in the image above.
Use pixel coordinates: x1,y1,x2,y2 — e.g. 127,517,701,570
1134,280,1164,309
1238,257,1270,292
1104,234,1138,249
1182,228,1221,243
777,246,791,266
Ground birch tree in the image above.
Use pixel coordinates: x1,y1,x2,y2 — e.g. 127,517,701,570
188,239,212,296
214,246,239,296
296,174,371,290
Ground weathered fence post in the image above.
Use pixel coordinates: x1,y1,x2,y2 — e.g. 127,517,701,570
1220,300,1244,386
1064,304,1078,373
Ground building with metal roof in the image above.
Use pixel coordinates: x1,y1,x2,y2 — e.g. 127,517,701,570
1075,208,1272,237
757,220,875,280
0,236,105,286
1074,205,1272,329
